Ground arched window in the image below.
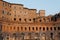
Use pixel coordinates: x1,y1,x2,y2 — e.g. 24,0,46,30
25,27,27,30
32,27,34,30
17,27,19,31
54,27,56,30
43,27,45,31
21,27,23,31
50,27,52,30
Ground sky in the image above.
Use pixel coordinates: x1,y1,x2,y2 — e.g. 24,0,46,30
4,0,60,16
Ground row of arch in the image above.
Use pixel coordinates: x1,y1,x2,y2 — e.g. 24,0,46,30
13,17,51,22
3,26,60,32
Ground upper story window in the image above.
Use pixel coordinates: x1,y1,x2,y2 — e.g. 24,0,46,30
2,10,7,14
29,19,31,21
8,4,11,7
54,27,56,30
58,27,60,30
39,20,42,22
3,3,4,6
19,18,21,21
33,18,35,22
24,19,26,22
14,18,16,21
3,3,7,6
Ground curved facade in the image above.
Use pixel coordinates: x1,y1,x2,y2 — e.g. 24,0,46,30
0,0,60,40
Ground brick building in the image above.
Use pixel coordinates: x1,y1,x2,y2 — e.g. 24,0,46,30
0,0,60,40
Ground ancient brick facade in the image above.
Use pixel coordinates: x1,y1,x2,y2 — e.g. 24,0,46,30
0,0,60,40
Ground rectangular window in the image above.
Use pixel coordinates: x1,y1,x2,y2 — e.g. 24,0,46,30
3,3,4,6
39,20,42,22
58,27,60,30
29,19,31,21
54,27,56,30
33,18,35,22
19,18,21,21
